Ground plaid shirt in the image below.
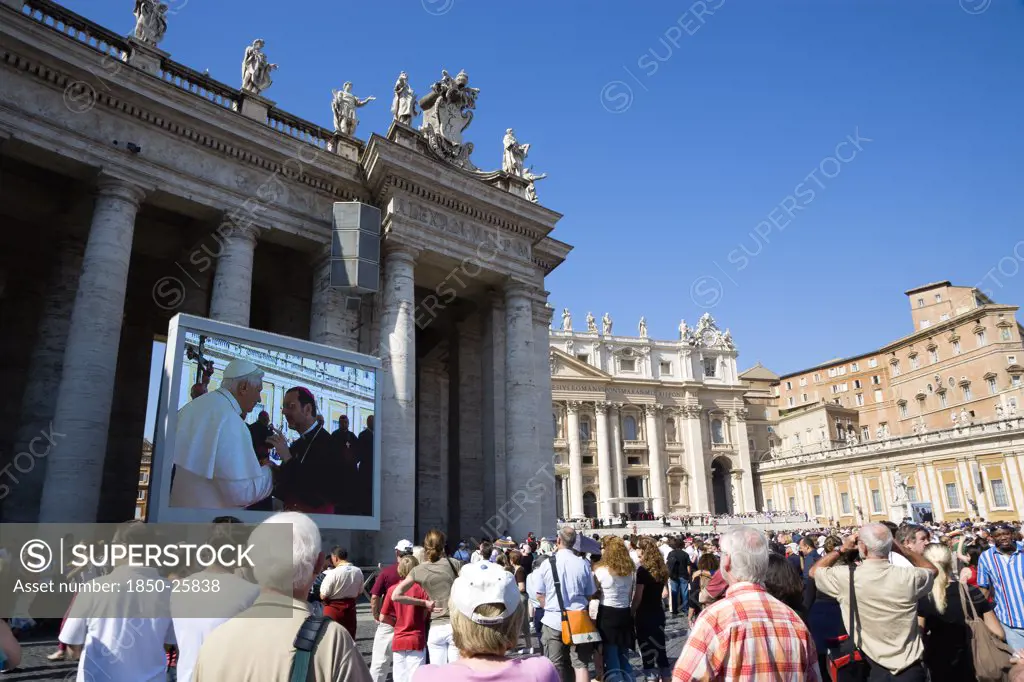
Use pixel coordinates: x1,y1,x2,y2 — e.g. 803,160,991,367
673,582,820,682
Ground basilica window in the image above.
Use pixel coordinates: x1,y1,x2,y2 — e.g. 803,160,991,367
623,415,638,441
553,411,561,438
703,357,717,378
579,416,592,442
711,418,725,444
665,418,677,443
620,357,636,372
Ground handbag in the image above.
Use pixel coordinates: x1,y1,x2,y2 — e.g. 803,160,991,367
826,564,869,682
549,555,601,645
957,582,1013,682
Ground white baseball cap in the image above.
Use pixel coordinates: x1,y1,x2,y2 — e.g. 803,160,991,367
394,539,414,554
450,562,521,625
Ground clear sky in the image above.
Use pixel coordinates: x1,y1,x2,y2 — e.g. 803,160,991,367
67,0,1024,377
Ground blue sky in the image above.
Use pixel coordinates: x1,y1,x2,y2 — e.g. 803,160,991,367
69,0,1024,382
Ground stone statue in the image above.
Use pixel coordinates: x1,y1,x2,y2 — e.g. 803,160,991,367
876,425,884,439
133,0,168,46
522,166,547,203
602,313,613,336
1011,402,1018,417
561,308,572,332
241,39,277,96
586,312,597,333
951,410,959,425
912,422,920,435
960,407,970,425
891,470,910,505
723,329,734,349
638,316,648,338
502,128,529,176
996,404,1005,419
391,71,418,125
678,319,689,340
847,430,858,445
419,69,480,169
332,82,376,136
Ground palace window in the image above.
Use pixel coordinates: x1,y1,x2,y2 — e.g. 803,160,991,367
910,354,920,370
814,372,821,382
786,381,793,390
941,313,950,321
711,419,725,444
851,362,860,372
929,348,939,364
899,401,909,418
939,391,948,408
801,393,808,402
1002,327,1012,341
976,330,987,347
988,377,998,395
869,358,878,368
935,293,942,303
856,394,864,406
704,357,717,377
860,426,870,441
138,490,146,501
871,375,881,385
838,366,847,376
799,377,807,387
921,320,931,329
1008,355,1017,365
945,483,961,510
788,396,795,407
992,479,1010,507
917,298,925,308
841,492,851,514
952,339,962,355
1013,376,1021,388
962,384,972,401
623,415,638,441
139,471,149,485
828,368,837,378
874,390,884,403
892,360,901,376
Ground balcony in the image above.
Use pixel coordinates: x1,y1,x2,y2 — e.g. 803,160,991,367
711,442,734,452
623,440,647,451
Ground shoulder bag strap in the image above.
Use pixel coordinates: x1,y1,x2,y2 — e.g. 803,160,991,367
290,614,330,682
847,564,860,648
549,554,569,620
958,581,980,621
446,558,459,579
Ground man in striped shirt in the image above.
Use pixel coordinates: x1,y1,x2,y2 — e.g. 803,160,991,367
977,524,1024,651
673,526,820,682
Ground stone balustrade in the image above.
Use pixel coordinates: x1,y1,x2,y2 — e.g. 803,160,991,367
757,416,1024,471
20,0,129,60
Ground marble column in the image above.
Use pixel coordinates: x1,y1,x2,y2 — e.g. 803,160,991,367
679,473,690,508
595,402,613,518
734,411,756,512
560,475,570,520
644,404,667,516
208,221,260,326
481,292,507,524
458,316,484,536
532,300,557,530
503,281,541,538
4,236,84,522
309,244,358,350
378,244,418,561
730,470,745,514
38,175,147,522
566,401,583,518
682,405,709,513
610,403,625,512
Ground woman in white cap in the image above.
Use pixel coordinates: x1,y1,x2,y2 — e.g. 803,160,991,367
413,562,558,682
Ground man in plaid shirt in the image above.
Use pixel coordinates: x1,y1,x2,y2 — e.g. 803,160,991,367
673,526,819,682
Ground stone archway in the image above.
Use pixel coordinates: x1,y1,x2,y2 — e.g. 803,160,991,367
711,457,732,514
583,490,598,519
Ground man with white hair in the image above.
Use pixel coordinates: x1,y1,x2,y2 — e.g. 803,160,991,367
810,523,936,681
193,512,372,682
170,359,274,508
674,525,820,681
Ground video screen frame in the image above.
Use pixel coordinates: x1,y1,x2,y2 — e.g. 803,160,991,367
147,313,382,531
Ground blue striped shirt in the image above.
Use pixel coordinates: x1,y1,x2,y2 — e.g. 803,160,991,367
976,544,1024,628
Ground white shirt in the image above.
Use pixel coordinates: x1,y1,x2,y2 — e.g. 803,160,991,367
890,552,912,568
171,571,260,682
533,549,596,631
594,566,634,609
684,546,699,563
629,549,642,566
659,544,672,561
170,388,273,509
320,563,364,601
60,567,175,682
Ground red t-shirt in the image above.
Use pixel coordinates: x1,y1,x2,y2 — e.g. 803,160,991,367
371,563,402,598
381,583,428,652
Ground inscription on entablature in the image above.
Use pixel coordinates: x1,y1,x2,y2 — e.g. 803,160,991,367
608,388,655,397
554,383,607,392
391,197,531,260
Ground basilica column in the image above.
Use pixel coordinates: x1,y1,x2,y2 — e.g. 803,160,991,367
610,403,625,512
209,221,260,326
730,470,744,514
378,244,418,558
595,402,613,518
532,299,557,530
309,243,358,350
4,234,84,521
733,410,756,512
682,405,710,513
38,174,147,521
644,404,667,516
504,281,541,538
566,401,584,518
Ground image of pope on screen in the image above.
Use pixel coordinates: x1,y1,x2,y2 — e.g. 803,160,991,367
168,335,375,517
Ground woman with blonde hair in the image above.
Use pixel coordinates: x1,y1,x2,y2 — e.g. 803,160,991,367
633,538,670,682
413,562,558,682
593,536,635,682
380,556,428,682
918,542,1005,682
394,529,465,665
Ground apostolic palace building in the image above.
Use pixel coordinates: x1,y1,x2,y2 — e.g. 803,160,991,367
760,282,1024,525
0,0,569,562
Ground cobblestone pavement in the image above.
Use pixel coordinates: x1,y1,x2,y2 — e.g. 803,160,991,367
3,605,690,680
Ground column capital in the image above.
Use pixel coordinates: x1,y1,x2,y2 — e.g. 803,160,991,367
566,400,582,415
595,401,611,415
219,219,262,245
504,278,536,300
681,405,703,419
95,172,149,207
643,403,663,417
609,402,625,413
532,300,553,326
383,242,420,263
734,408,749,422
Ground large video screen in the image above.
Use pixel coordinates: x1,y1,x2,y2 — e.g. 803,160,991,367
148,314,381,530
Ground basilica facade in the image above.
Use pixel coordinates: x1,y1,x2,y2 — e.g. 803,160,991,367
549,313,757,518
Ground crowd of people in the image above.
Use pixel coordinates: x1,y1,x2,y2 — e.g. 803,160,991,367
3,515,1024,681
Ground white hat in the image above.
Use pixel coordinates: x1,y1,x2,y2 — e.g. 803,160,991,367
450,562,521,625
394,539,414,554
223,359,261,379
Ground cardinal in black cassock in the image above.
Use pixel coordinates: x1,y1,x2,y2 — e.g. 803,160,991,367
269,387,338,514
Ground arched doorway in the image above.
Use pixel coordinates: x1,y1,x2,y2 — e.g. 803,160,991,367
583,491,598,519
711,458,732,514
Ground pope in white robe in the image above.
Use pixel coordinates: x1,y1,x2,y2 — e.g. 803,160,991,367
169,359,274,509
